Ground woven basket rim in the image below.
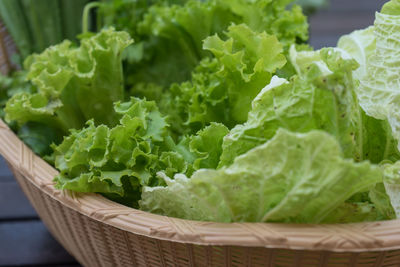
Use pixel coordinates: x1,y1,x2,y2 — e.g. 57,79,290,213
2,118,400,252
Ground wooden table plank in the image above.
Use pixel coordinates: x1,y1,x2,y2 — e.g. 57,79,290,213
0,156,13,181
0,220,80,266
320,0,387,12
0,182,38,220
308,0,387,49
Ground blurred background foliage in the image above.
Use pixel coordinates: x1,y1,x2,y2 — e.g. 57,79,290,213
0,0,328,65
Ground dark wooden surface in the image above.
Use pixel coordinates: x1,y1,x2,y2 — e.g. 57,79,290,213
0,1,388,266
0,157,80,267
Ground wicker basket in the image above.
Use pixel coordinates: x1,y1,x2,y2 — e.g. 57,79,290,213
2,22,400,267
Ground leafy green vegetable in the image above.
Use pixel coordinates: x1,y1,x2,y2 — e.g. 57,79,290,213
174,123,229,170
219,46,400,167
163,24,286,134
53,97,229,204
141,129,382,223
337,26,375,79
0,71,33,119
100,0,308,93
18,122,64,156
352,3,400,152
0,72,66,156
53,97,171,202
380,162,400,217
321,202,384,223
5,28,132,134
219,48,361,166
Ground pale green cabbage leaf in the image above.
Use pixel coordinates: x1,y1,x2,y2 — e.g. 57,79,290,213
381,161,400,218
353,2,400,151
337,26,375,79
219,45,400,167
140,129,382,223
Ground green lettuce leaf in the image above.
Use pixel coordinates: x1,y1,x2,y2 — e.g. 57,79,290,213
174,123,229,170
100,0,307,94
140,129,382,223
5,28,132,134
53,97,228,204
53,97,173,199
0,71,64,156
164,24,286,134
216,0,308,48
0,71,34,119
18,122,64,156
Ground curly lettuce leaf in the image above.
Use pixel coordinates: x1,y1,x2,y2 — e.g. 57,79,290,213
0,71,34,119
173,123,229,171
101,0,307,94
5,28,132,134
164,24,286,134
53,98,174,199
53,97,228,204
217,0,308,48
204,24,287,122
115,0,239,90
99,0,189,40
140,129,382,223
0,71,67,156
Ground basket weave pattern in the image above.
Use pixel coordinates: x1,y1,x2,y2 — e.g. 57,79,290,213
2,22,400,267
